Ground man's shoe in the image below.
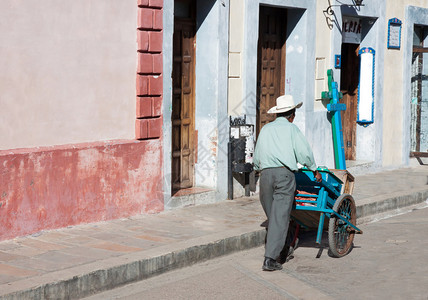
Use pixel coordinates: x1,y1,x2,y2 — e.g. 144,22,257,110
262,257,283,271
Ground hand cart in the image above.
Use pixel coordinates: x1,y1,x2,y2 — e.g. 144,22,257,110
290,167,363,257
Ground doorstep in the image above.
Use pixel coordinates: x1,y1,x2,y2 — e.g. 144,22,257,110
165,187,217,210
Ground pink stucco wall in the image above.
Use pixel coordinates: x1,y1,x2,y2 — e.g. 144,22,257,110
0,0,165,241
0,140,163,241
0,1,138,150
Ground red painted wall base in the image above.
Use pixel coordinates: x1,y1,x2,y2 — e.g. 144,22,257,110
0,139,163,241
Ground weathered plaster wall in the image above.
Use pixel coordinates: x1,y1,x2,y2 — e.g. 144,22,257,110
0,140,163,241
0,1,137,150
309,0,335,169
162,0,174,206
380,1,428,166
328,0,385,171
228,0,245,116
314,0,332,105
163,0,229,208
242,0,330,167
195,0,225,191
284,7,329,167
0,0,165,241
383,2,407,166
356,15,385,165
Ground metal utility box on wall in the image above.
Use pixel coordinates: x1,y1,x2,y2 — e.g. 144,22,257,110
228,115,255,199
230,116,254,172
231,138,253,172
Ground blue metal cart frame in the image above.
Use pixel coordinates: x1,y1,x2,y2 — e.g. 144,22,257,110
291,168,363,257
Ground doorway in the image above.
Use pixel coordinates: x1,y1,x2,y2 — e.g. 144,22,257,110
171,0,196,194
411,25,428,154
256,6,287,137
340,43,360,160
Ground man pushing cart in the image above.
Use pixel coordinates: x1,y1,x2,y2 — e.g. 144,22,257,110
254,94,362,271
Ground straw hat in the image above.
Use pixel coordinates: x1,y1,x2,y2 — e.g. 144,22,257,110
267,95,303,114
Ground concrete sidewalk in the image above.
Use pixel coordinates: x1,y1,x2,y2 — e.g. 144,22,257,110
0,166,427,299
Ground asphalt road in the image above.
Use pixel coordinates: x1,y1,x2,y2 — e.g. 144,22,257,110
85,205,428,300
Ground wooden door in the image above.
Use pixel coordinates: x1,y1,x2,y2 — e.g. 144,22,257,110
256,6,287,137
340,43,359,160
171,16,196,194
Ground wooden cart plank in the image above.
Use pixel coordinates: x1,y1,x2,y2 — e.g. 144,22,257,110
292,210,328,230
330,169,355,194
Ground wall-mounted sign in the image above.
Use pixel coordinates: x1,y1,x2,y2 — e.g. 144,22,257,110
342,17,361,44
358,48,375,126
334,55,341,69
387,18,402,49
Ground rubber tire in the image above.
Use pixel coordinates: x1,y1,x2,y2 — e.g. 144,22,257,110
328,194,356,258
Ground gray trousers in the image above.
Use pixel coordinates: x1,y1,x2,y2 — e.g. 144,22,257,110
260,167,296,260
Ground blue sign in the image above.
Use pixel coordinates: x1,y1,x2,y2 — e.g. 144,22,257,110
387,18,402,49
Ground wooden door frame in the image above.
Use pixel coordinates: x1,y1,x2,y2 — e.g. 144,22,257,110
171,6,196,195
340,42,360,161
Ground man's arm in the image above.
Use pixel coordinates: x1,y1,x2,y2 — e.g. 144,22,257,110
291,127,322,182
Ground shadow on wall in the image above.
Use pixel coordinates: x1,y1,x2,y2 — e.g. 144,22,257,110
196,0,216,32
174,0,216,33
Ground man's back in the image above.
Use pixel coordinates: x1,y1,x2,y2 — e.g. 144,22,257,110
254,117,317,172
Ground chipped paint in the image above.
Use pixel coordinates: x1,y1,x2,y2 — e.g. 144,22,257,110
209,129,218,158
0,139,163,241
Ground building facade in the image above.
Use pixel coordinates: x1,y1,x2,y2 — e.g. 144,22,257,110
0,0,165,241
1,0,427,241
229,0,428,177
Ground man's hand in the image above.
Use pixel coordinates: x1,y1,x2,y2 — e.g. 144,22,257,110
314,170,322,183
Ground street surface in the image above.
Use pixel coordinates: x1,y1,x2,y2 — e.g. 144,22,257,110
85,205,428,300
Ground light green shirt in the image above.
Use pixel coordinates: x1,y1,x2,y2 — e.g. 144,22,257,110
253,117,317,172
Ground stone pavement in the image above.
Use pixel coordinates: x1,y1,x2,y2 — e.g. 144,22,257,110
0,166,427,299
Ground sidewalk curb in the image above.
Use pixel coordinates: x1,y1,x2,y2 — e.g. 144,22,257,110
0,230,266,300
1,189,428,299
356,189,428,223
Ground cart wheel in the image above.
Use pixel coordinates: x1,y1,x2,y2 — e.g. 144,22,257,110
328,194,356,258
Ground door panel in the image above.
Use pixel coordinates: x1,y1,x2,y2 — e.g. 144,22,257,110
172,18,196,193
340,43,359,161
257,6,287,137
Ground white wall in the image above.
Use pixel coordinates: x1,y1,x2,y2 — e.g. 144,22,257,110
383,0,428,166
0,1,137,150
